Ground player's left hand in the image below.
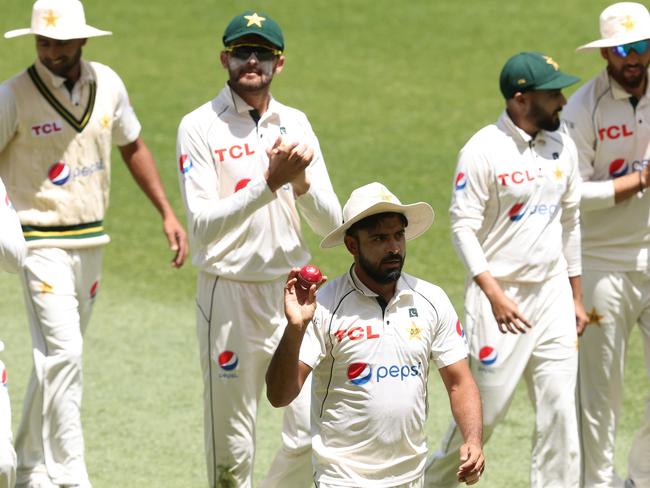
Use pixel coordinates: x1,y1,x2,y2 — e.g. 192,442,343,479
162,214,188,268
456,441,485,485
574,298,589,336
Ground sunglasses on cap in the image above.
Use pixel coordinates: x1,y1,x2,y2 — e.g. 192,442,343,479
611,39,650,58
225,43,282,62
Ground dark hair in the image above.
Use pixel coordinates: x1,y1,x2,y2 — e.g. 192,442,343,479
345,212,408,238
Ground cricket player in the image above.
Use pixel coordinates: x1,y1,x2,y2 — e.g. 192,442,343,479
562,3,650,487
176,10,342,488
266,182,485,488
425,52,588,488
0,177,27,488
1,1,188,486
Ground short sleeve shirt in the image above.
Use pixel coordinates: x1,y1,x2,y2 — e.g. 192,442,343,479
299,269,468,487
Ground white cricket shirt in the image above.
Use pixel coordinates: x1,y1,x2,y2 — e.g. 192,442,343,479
177,84,341,281
562,68,650,272
0,176,26,273
299,268,468,486
450,111,582,283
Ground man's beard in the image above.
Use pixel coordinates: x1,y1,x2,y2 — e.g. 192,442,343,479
358,251,404,284
529,100,561,132
227,58,275,92
608,63,648,91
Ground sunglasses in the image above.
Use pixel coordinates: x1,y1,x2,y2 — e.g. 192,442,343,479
611,39,650,57
225,44,282,62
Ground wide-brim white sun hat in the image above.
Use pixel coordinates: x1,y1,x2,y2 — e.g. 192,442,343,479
5,0,111,40
320,182,435,249
577,2,650,51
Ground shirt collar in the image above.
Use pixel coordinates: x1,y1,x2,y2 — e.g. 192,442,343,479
497,109,548,145
222,83,279,119
346,265,411,302
33,57,93,90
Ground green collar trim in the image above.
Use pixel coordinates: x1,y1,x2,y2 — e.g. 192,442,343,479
27,64,96,133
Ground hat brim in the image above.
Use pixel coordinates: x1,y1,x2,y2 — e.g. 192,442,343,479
320,201,435,249
4,26,112,40
536,72,581,91
577,32,650,51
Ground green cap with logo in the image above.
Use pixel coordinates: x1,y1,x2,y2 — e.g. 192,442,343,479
222,10,284,51
499,52,579,99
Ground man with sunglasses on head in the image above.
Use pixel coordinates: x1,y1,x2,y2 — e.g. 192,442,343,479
562,3,650,487
176,10,342,488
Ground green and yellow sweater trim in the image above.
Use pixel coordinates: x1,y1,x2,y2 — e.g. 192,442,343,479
22,221,105,241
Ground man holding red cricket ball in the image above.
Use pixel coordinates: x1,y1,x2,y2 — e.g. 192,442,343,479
267,183,484,488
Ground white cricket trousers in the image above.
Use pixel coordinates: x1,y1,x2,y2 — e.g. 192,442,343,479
425,273,579,488
0,356,16,488
15,247,102,488
196,272,312,488
579,269,650,488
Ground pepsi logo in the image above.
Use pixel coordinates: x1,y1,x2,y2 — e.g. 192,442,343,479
90,281,99,299
218,351,238,371
479,346,498,366
455,172,467,191
456,319,465,337
609,159,629,178
347,362,372,385
179,154,192,174
234,178,251,192
48,162,71,186
508,203,526,222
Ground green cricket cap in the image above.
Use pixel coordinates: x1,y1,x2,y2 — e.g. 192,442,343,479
222,10,284,51
499,52,579,99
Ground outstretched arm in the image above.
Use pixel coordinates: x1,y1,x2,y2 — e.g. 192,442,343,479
438,359,484,485
119,137,188,268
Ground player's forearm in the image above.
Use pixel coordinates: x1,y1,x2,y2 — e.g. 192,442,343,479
295,186,342,237
266,326,305,407
449,375,483,446
119,138,176,219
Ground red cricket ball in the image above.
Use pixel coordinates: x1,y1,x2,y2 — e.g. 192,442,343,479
297,265,322,290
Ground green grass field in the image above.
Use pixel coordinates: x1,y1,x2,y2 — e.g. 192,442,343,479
0,0,648,486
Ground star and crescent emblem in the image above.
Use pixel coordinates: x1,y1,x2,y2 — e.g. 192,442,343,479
621,15,636,31
244,13,266,28
587,307,604,326
407,322,422,340
43,9,59,27
543,56,559,71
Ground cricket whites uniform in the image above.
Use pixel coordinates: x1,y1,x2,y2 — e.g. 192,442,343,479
425,111,582,488
298,268,467,487
0,58,141,487
177,84,341,488
563,69,650,488
1,177,27,488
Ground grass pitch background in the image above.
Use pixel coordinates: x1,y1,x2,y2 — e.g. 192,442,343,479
0,0,648,486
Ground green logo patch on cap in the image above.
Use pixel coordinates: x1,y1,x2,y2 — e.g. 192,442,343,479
223,10,284,51
499,52,579,99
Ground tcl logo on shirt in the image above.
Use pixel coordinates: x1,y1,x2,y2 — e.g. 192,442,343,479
31,120,63,137
497,170,536,186
334,325,380,342
598,124,634,141
214,144,255,163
